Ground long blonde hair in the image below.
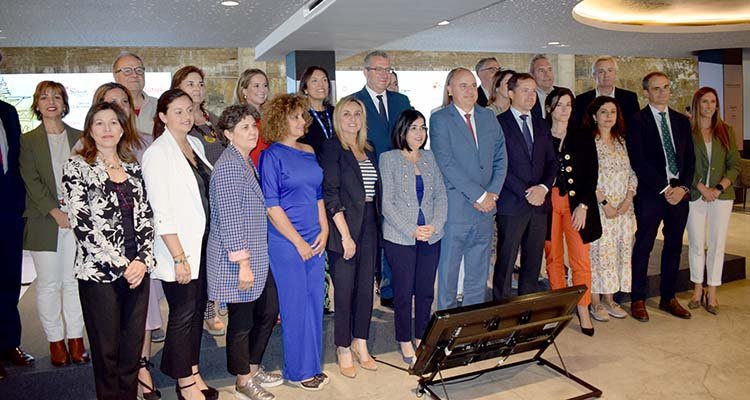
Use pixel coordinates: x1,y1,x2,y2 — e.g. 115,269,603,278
333,96,372,153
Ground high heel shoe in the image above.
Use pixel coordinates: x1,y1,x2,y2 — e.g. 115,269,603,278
138,357,161,400
351,347,378,371
193,370,218,400
576,311,595,337
704,292,719,315
336,347,356,378
175,382,196,400
398,342,415,365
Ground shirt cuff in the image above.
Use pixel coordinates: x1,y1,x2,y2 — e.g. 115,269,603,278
228,249,250,262
539,184,549,193
476,191,488,203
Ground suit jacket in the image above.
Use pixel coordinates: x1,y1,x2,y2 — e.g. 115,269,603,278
141,129,212,282
496,109,558,215
531,85,564,120
0,100,25,219
206,144,269,303
430,104,507,223
62,155,156,283
546,129,602,243
626,106,695,200
476,86,489,107
19,122,82,251
379,149,448,245
690,125,741,202
573,87,640,127
352,87,412,158
320,137,382,254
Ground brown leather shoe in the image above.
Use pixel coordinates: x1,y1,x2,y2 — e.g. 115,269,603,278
49,340,69,366
68,338,90,364
659,298,692,319
1,347,35,367
630,300,649,322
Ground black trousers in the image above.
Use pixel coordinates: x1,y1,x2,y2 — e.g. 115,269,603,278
161,240,209,379
78,275,149,400
384,239,440,343
631,195,689,302
226,269,279,376
329,203,377,347
0,214,23,351
494,212,547,300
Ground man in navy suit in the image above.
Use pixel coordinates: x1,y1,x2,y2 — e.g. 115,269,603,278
0,90,35,377
352,50,412,307
431,67,507,309
494,73,558,300
626,71,694,322
530,54,565,120
573,55,640,126
475,57,500,107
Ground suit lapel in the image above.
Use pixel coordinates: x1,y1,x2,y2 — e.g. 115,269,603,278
345,149,364,185
448,106,479,155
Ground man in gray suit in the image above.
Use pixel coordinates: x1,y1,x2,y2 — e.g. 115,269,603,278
430,67,507,309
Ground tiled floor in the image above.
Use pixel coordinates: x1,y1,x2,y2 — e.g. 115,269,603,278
12,209,750,400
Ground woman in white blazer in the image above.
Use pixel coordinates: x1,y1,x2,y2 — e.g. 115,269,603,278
141,89,217,400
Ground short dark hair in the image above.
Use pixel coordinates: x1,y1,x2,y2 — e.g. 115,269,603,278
298,66,331,105
152,89,192,138
642,71,669,90
544,87,575,125
217,104,261,145
392,109,427,152
507,72,535,92
31,81,70,120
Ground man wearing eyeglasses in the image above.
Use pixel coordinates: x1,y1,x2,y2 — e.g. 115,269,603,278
352,50,412,309
475,57,500,107
113,51,157,134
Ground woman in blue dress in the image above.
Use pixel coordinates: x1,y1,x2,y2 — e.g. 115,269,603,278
259,94,330,391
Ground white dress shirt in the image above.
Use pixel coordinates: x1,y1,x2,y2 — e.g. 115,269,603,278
365,85,389,119
0,117,8,174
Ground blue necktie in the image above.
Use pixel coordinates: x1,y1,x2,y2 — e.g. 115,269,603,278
520,114,533,157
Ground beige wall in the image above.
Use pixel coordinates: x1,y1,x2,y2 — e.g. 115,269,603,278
1,47,698,116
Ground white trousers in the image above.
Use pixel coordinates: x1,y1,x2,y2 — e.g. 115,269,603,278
687,199,733,287
29,228,84,342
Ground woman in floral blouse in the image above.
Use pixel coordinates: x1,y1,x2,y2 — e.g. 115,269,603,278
62,101,155,400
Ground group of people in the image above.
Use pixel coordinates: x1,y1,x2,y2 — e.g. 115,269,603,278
0,49,740,400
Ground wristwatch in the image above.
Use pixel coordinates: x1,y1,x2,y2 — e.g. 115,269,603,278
715,183,725,193
599,199,608,206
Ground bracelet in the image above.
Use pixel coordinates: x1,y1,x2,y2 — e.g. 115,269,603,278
342,236,353,242
173,253,188,265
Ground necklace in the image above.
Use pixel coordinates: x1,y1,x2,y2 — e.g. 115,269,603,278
100,156,123,171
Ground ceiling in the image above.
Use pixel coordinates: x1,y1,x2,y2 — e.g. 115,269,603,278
1,0,749,60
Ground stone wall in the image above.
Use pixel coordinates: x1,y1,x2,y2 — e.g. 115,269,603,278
1,47,697,116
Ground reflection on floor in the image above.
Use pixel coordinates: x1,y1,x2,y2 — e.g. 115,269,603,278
2,208,749,400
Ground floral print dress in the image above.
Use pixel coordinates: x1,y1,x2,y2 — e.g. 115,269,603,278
589,137,637,294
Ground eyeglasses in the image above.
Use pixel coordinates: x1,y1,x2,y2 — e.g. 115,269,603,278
115,67,146,76
366,67,395,74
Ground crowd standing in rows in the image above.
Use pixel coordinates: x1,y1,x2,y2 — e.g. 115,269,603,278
0,49,741,400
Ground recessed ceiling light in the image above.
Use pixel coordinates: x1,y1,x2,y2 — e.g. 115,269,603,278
437,20,450,26
221,1,239,6
547,41,560,45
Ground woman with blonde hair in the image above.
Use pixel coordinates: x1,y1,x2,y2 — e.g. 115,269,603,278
320,95,380,378
234,68,270,166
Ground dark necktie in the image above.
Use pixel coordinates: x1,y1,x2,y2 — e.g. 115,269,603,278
464,113,477,145
659,111,679,175
377,94,388,122
520,114,533,157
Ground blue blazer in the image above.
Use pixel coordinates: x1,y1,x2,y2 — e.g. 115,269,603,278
206,144,269,304
0,100,25,219
495,109,558,216
626,106,694,198
352,87,412,158
430,104,507,223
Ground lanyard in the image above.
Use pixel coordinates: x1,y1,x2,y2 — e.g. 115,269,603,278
309,108,333,139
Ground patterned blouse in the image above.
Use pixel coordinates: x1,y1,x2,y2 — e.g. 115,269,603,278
62,155,156,283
